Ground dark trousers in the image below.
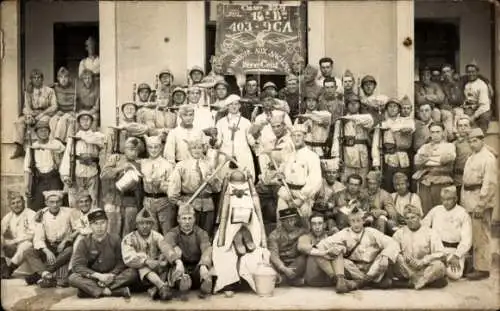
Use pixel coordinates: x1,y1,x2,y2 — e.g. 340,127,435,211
279,256,307,285
174,264,203,290
68,268,138,298
29,170,64,212
381,164,411,193
24,244,72,275
196,210,214,238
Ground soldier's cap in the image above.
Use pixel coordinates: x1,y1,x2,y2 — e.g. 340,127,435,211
349,205,363,217
263,81,277,90
137,83,152,92
125,137,141,149
321,158,340,172
468,128,485,139
225,94,241,105
403,204,421,218
35,120,51,131
189,66,204,75
465,60,479,70
43,190,64,200
456,115,472,124
76,110,94,122
361,75,377,86
366,170,382,183
400,95,412,107
187,85,202,93
159,68,173,79
343,69,354,79
385,98,401,109
7,185,24,201
286,74,299,83
88,209,108,224
304,90,319,100
178,204,196,216
121,102,138,112
145,135,162,146
279,208,299,219
441,185,457,197
136,208,155,224
172,86,187,95
291,123,308,134
392,172,408,184
214,80,229,89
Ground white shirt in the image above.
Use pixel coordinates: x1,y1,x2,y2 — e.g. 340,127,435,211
33,207,73,249
1,208,36,243
24,139,66,174
79,56,100,76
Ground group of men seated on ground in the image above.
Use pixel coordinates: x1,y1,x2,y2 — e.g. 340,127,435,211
2,53,496,300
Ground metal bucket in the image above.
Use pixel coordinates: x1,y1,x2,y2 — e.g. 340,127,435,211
253,264,277,297
115,168,141,193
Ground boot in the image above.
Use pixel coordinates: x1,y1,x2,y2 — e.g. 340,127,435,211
233,231,247,256
466,270,490,281
426,277,448,289
158,284,173,301
199,278,213,298
148,287,159,300
10,143,25,159
335,276,349,294
111,287,131,298
25,273,41,285
241,227,256,253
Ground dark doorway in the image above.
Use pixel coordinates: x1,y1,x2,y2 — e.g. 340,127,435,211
53,22,99,80
415,19,459,72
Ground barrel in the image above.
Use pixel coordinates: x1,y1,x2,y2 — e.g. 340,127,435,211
253,264,277,297
115,169,141,193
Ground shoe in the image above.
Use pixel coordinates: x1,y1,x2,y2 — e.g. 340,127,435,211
38,278,57,288
1,258,11,279
111,287,131,299
376,274,393,289
466,270,490,281
391,279,413,289
200,278,213,296
158,285,173,301
290,277,305,287
25,274,41,285
10,144,25,159
335,277,349,294
148,287,159,300
178,274,192,292
427,278,448,289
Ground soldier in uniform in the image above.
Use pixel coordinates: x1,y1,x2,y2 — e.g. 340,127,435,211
400,96,414,119
122,209,172,300
388,173,423,234
268,208,309,286
101,137,144,237
160,204,213,300
76,69,100,129
313,158,346,235
168,138,221,235
440,64,463,111
316,57,343,95
135,83,157,135
163,105,208,164
275,123,322,227
316,207,400,290
140,135,175,234
422,186,472,281
359,75,388,125
69,210,137,298
262,81,278,98
336,174,368,229
12,69,58,159
298,91,332,158
49,67,77,142
60,111,106,209
78,37,100,79
189,66,205,85
240,76,260,120
318,77,344,124
156,68,174,105
363,171,395,234
372,98,415,192
413,102,434,155
392,205,448,289
1,189,36,279
413,122,456,215
279,74,303,123
23,120,66,211
302,65,322,97
453,116,473,195
462,62,492,133
331,95,374,182
342,70,357,99
461,128,497,280
23,191,74,287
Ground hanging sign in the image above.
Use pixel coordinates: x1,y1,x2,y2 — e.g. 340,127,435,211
215,3,306,75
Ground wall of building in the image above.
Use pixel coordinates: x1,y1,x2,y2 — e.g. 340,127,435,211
323,0,398,98
24,1,99,84
415,0,492,80
114,1,188,107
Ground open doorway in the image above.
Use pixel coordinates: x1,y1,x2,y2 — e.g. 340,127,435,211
54,22,99,79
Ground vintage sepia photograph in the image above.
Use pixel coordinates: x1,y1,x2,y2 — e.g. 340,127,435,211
1,0,499,310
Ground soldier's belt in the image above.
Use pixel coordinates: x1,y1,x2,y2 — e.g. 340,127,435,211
343,139,368,147
181,192,212,199
463,184,482,191
286,183,304,190
442,241,459,248
305,141,326,147
76,155,99,164
144,192,167,198
454,168,464,175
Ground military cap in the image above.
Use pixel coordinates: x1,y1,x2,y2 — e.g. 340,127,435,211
172,86,187,95
88,209,108,223
214,80,229,89
349,204,363,216
468,128,485,139
43,190,64,200
291,123,308,134
225,94,241,105
400,95,412,107
30,69,43,79
178,204,196,216
189,66,204,75
76,110,94,122
385,98,401,110
345,94,361,105
321,158,340,172
136,208,155,224
263,82,277,90
35,120,51,131
366,170,382,183
279,208,299,219
403,204,422,218
125,137,140,149
137,83,152,92
343,69,354,79
361,75,377,86
440,185,457,197
7,186,24,201
121,102,138,113
145,135,162,146
392,172,408,184
465,60,479,70
159,68,174,81
286,74,299,83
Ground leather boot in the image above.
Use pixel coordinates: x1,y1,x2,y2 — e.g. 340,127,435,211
199,278,213,298
111,287,131,298
158,284,173,301
466,270,490,281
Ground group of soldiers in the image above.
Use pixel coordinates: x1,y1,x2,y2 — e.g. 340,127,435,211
1,51,497,300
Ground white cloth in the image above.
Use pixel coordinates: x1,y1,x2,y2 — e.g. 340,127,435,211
33,207,73,249
464,79,490,118
24,139,66,173
1,208,36,243
79,56,100,76
163,126,209,163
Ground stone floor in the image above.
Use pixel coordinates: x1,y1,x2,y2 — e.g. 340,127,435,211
2,272,499,311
